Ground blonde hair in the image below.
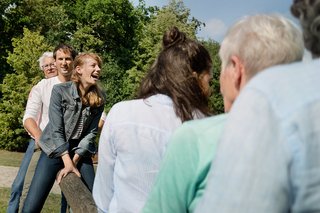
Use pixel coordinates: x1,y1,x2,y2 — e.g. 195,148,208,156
71,53,104,107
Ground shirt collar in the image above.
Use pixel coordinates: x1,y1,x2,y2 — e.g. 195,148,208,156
144,94,173,107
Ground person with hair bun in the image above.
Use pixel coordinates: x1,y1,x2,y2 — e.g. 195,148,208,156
142,14,304,213
93,26,212,213
22,53,105,213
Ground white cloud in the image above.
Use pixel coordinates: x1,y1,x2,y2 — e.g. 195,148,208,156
199,18,228,42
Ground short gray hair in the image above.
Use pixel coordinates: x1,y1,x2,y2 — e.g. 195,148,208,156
38,52,54,70
291,0,320,58
219,14,304,79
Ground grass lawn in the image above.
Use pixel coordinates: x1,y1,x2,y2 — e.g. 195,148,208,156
0,150,24,167
0,187,61,213
0,150,61,212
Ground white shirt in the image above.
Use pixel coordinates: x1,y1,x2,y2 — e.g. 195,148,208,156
23,76,61,131
93,94,204,213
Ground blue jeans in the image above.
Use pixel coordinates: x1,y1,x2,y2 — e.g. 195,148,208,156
7,139,35,213
21,149,95,213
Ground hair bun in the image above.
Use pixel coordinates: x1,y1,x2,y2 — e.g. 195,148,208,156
162,26,186,48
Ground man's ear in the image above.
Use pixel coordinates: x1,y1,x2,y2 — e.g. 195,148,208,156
230,55,246,92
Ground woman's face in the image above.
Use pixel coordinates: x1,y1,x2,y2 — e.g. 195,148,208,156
198,71,213,97
77,57,101,89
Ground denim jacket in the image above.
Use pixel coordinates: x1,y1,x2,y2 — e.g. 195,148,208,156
39,81,104,158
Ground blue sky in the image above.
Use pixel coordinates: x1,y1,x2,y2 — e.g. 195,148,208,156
131,0,297,42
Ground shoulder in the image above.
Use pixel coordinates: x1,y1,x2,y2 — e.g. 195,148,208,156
53,81,73,88
52,81,74,91
247,60,319,95
240,59,320,115
30,77,59,94
170,114,228,148
181,114,227,137
103,99,145,125
109,99,143,113
32,78,48,90
37,76,60,87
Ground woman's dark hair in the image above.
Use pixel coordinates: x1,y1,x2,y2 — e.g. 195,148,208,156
138,26,212,122
291,0,320,58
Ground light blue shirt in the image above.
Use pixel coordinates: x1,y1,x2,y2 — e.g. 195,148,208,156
93,94,204,213
195,59,320,212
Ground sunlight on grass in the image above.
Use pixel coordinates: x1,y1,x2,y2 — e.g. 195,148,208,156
0,150,62,212
0,150,24,167
0,187,61,213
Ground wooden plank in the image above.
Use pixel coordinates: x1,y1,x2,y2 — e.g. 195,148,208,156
59,173,97,213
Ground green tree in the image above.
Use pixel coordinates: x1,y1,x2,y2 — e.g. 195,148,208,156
69,0,149,111
0,0,72,84
71,0,141,69
0,0,223,151
0,28,52,151
0,0,17,81
202,39,224,114
126,0,204,97
3,0,72,44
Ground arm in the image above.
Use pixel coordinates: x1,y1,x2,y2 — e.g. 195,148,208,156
93,109,116,212
23,84,43,145
56,152,81,183
24,118,42,144
98,111,106,132
195,89,289,213
39,85,69,157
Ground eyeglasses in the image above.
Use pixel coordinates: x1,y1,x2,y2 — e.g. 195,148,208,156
42,63,56,70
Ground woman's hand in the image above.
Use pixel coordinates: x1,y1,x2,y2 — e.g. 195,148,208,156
56,152,81,184
72,153,81,166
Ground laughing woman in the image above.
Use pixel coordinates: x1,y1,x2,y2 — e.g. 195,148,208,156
22,53,105,213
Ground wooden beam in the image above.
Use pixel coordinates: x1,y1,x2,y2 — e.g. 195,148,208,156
59,172,97,213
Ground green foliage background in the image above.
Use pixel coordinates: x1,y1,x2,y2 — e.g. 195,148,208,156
0,0,223,151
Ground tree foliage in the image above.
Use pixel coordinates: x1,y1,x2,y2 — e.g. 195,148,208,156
0,0,224,151
202,39,224,115
0,0,16,81
126,0,204,96
71,0,141,69
0,29,52,150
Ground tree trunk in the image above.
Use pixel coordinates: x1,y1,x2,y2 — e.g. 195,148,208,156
59,173,97,213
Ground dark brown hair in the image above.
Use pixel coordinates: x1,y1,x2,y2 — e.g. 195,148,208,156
291,0,320,58
138,27,212,122
53,43,78,60
71,53,104,108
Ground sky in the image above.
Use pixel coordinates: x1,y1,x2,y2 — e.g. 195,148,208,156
131,0,297,42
